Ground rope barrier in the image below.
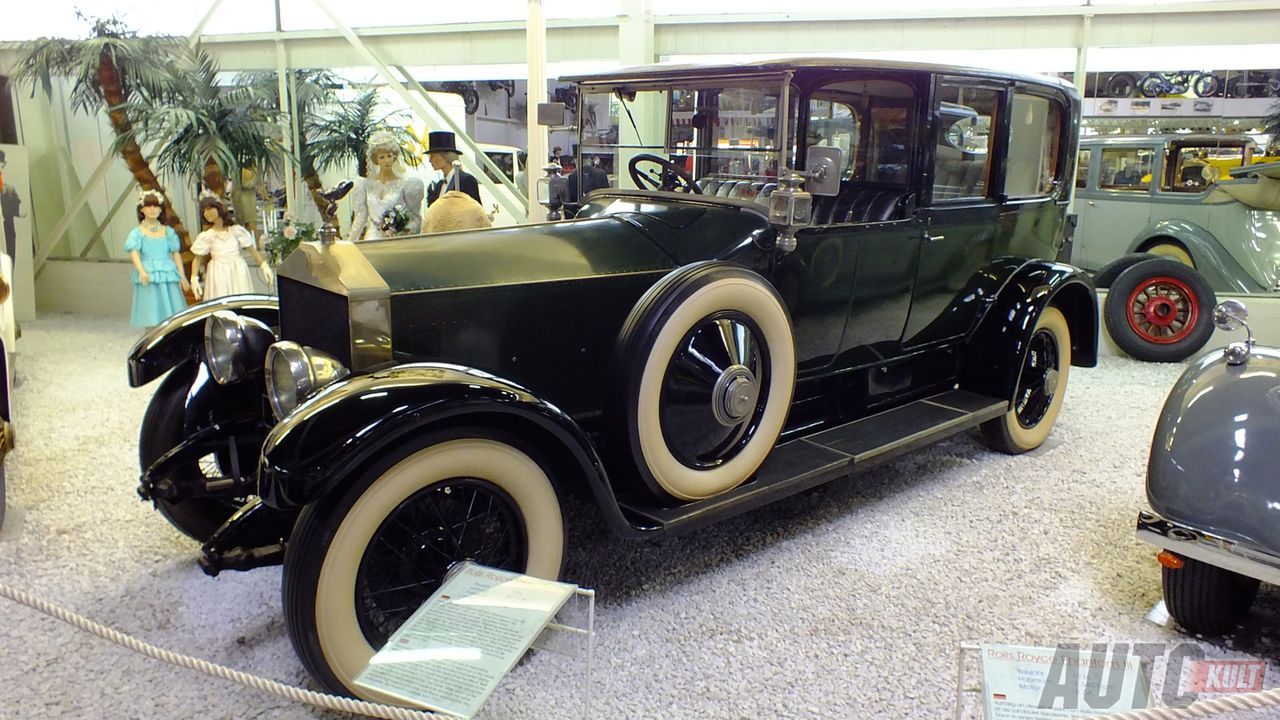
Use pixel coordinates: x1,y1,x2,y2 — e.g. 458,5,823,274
1084,689,1280,720
0,581,449,720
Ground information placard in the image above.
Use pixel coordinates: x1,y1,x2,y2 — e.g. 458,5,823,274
980,644,1151,720
355,562,577,718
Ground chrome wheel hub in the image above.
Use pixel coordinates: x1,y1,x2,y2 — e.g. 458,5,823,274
712,364,759,427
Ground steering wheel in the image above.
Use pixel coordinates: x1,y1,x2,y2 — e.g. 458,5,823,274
628,154,701,194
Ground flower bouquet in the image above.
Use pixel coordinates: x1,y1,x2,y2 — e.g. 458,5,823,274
377,203,413,236
263,217,317,265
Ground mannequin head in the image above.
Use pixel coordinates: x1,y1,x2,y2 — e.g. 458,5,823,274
199,195,234,229
136,189,166,222
428,150,460,173
365,130,403,177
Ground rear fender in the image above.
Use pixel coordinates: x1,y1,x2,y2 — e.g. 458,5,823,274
128,295,278,387
258,363,647,539
961,261,1098,403
1131,219,1263,293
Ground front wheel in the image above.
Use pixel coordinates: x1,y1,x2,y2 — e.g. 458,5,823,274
1163,555,1259,635
139,361,251,541
980,305,1071,454
282,431,566,698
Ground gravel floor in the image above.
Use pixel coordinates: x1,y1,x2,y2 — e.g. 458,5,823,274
3,313,1280,720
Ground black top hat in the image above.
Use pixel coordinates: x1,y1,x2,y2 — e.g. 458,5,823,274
425,131,460,155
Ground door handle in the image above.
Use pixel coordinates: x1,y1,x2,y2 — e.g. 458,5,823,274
924,232,946,243
1087,200,1096,206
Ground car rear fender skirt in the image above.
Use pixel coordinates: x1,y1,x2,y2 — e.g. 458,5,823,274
960,261,1098,404
127,295,279,387
258,364,648,539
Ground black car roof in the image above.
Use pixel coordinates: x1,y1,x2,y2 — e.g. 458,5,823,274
563,56,1075,94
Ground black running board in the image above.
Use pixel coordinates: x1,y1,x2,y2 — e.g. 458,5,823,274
618,389,1006,536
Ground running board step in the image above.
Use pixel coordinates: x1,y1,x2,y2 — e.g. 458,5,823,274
618,389,1007,536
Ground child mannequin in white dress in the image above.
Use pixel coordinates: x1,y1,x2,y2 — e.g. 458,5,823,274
191,193,273,300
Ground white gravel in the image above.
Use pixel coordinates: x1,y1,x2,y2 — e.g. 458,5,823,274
3,313,1280,719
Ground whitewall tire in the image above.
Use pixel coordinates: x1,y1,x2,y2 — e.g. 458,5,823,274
980,305,1071,454
613,262,796,501
282,432,565,698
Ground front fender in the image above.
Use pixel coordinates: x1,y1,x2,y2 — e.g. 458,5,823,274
1131,218,1264,294
960,260,1098,403
1148,346,1280,551
258,363,640,535
127,294,278,387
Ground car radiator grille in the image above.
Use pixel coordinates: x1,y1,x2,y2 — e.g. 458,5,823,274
277,277,352,368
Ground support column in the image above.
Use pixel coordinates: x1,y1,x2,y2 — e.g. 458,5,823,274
525,0,548,222
616,0,659,189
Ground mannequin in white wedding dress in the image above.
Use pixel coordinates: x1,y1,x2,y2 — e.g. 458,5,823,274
348,130,424,241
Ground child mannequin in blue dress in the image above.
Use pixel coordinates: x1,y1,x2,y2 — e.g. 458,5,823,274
126,189,190,327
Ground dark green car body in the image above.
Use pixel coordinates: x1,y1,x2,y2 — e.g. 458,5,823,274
128,58,1099,699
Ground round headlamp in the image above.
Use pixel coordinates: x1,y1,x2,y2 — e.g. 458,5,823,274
204,311,274,385
264,341,349,420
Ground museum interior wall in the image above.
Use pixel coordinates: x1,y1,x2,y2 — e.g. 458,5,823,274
0,1,1277,319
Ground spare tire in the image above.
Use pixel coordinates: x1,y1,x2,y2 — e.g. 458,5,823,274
1092,253,1152,289
1104,258,1216,362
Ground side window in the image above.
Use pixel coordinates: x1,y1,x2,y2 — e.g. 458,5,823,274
807,99,859,177
1163,145,1244,192
1076,149,1092,189
1005,93,1064,197
1099,148,1154,191
931,82,1000,201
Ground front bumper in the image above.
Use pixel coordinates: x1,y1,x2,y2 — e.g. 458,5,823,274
1137,509,1280,586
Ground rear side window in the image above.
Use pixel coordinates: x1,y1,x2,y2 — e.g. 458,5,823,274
932,82,999,201
1099,147,1154,191
1005,93,1064,197
1076,148,1092,189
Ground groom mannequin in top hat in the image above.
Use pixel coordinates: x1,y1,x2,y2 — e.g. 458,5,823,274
425,131,482,207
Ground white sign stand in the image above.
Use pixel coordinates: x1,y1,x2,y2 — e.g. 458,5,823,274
355,562,592,719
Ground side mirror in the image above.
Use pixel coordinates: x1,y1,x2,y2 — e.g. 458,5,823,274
1213,299,1249,332
804,146,842,197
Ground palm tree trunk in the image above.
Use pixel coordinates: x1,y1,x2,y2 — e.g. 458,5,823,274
97,52,192,251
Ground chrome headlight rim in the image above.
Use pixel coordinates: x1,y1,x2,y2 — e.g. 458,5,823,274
265,341,349,420
204,311,276,385
204,311,245,385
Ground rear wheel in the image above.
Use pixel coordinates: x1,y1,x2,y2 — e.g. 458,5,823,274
138,362,248,541
282,430,565,698
1105,73,1137,98
1163,555,1259,635
980,306,1071,454
1104,259,1215,362
1144,241,1195,268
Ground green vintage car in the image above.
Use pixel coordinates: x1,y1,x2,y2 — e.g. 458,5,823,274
128,58,1097,699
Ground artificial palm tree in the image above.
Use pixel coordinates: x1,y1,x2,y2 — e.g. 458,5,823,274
305,89,413,180
236,68,339,218
120,44,287,199
12,15,194,245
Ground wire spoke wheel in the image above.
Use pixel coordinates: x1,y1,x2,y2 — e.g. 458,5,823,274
355,477,527,647
1013,328,1060,430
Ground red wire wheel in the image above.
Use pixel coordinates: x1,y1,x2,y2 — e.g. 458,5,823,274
1104,258,1215,362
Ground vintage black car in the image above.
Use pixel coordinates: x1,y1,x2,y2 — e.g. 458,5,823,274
128,58,1097,699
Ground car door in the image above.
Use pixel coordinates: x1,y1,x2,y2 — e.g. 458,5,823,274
905,77,1005,348
1074,142,1157,270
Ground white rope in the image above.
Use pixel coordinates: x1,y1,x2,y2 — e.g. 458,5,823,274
0,581,449,720
1083,688,1280,720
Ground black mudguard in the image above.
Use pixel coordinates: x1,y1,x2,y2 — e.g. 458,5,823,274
258,363,649,539
960,260,1098,404
128,294,278,387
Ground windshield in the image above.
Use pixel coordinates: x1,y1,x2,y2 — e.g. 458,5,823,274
570,79,787,204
